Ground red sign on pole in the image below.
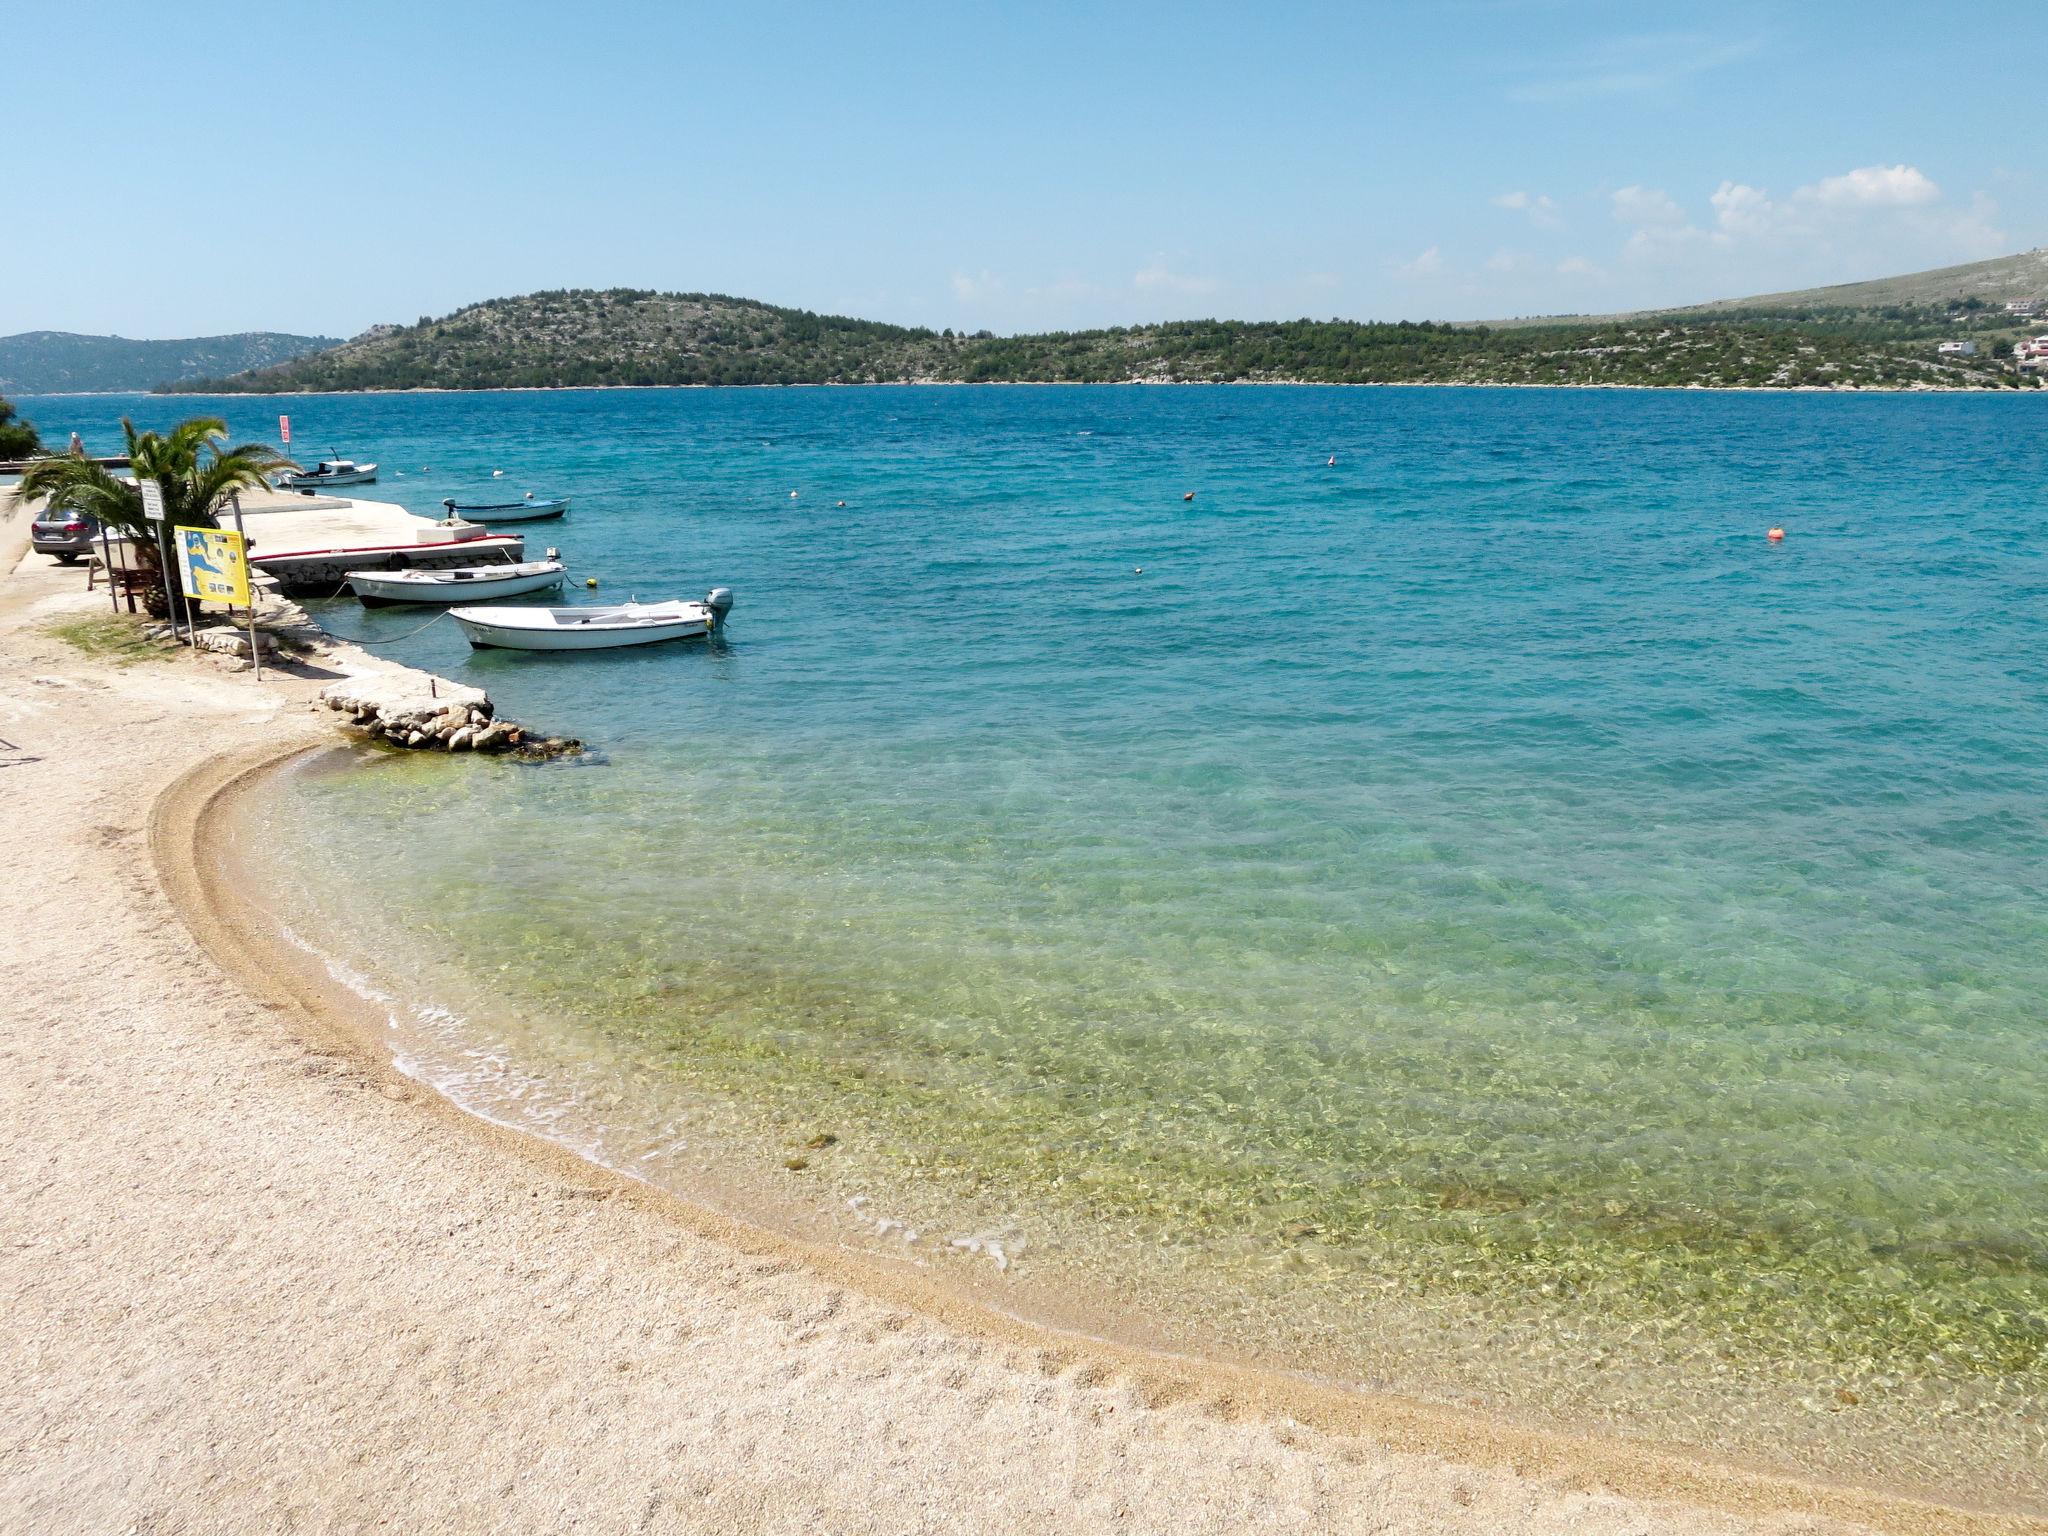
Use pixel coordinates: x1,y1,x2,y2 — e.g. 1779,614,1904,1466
279,414,291,445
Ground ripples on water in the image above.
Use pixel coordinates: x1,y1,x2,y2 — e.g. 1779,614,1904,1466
44,384,2045,1497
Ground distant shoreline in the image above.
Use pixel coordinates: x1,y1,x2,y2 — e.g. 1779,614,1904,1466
91,376,2048,400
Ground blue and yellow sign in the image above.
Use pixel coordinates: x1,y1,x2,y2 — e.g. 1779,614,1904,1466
174,525,250,609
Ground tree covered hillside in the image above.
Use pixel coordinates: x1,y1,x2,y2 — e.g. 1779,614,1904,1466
3,330,339,394
171,286,2047,393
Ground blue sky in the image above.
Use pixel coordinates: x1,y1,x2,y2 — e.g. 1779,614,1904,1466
8,0,2044,338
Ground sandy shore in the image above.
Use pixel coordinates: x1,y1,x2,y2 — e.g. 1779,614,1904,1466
0,494,2031,1534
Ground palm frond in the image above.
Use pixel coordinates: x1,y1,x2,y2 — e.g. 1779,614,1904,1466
165,417,229,464
16,457,146,536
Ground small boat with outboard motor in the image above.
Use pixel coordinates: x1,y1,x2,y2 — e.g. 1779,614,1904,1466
441,493,570,523
450,589,734,650
346,557,568,607
279,457,378,489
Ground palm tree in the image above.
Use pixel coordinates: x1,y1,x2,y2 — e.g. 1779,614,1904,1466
0,396,40,459
19,417,294,615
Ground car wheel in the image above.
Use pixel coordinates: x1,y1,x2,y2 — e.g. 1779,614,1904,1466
54,553,81,565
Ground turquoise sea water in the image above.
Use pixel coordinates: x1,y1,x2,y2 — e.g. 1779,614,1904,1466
30,386,2048,1492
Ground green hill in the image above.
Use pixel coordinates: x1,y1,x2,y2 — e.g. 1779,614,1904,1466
172,293,945,392
1663,246,2048,317
1487,248,2048,327
0,330,340,395
169,257,2048,395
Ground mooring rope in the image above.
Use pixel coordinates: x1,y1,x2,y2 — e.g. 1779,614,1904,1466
313,605,453,644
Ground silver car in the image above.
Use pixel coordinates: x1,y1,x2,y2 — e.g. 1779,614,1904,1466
30,508,101,564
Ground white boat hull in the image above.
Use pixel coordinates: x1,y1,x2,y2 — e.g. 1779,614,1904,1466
449,596,727,651
443,497,570,523
280,464,378,489
348,561,566,606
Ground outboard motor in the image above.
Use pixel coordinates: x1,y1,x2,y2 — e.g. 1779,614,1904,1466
705,587,735,628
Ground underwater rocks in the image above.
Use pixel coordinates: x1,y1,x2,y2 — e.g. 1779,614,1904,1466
319,676,579,758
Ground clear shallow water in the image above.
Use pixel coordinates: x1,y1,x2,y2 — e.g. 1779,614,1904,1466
37,385,2048,1486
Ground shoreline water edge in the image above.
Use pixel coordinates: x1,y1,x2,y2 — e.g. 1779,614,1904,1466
2,486,2041,1533
128,377,2048,399
7,377,2044,404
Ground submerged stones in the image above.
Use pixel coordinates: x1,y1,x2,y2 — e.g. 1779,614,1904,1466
319,675,581,758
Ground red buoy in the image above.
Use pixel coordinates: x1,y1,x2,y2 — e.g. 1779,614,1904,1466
1183,491,1195,501
1767,527,1785,542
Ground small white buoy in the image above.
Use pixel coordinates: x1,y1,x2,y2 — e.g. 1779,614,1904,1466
1134,566,1144,574
492,469,504,477
790,489,799,498
1327,455,1336,467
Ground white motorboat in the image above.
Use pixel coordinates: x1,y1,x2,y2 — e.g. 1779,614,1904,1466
279,458,378,489
347,558,567,607
450,589,734,650
442,493,570,523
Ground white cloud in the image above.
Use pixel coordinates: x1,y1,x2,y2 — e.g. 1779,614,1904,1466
1485,248,1526,273
1708,181,1774,238
1395,245,1446,277
1601,165,2002,271
950,270,1003,301
1611,186,1708,262
1556,255,1605,278
1133,257,1220,297
1586,162,2007,303
1611,185,1687,228
1700,165,2000,257
1493,191,1563,229
1810,164,1940,209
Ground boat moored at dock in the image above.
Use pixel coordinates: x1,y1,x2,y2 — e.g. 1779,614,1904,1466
279,458,378,489
442,494,571,523
346,558,568,606
451,589,733,650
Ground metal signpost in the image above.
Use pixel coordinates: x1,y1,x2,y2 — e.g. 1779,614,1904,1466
98,523,120,614
137,479,185,645
229,491,261,679
173,521,259,679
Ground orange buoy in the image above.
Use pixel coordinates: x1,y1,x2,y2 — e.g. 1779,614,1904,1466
1767,527,1785,542
1183,491,1195,502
